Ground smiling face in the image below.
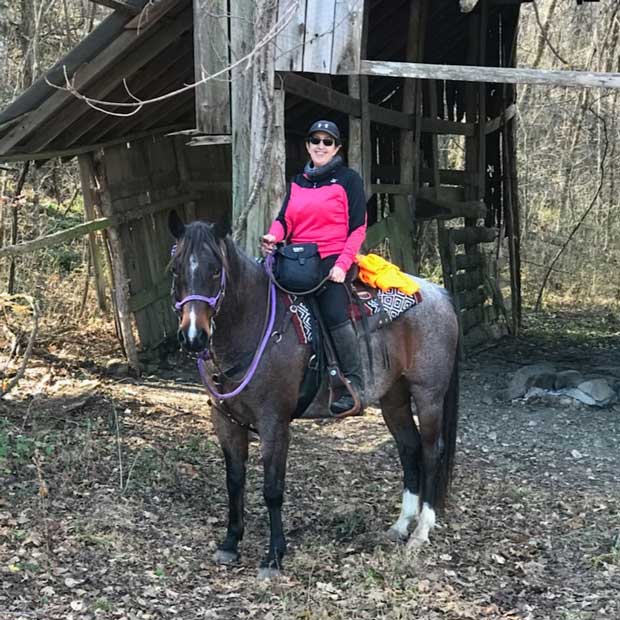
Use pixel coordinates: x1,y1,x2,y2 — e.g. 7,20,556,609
305,131,341,168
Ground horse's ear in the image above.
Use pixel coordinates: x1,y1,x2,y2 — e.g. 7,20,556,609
212,218,231,241
168,210,185,239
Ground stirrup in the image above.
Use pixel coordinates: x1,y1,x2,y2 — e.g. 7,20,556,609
328,379,363,419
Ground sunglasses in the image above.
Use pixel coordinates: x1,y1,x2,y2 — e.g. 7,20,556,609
308,136,336,147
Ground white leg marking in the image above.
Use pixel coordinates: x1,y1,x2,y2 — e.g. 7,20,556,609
188,307,198,341
388,490,420,540
407,502,436,549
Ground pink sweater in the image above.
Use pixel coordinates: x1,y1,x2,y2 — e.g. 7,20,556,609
267,164,367,272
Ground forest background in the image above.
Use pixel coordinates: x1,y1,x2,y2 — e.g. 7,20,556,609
0,0,618,350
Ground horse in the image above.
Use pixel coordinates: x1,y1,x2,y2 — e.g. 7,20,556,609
168,212,460,578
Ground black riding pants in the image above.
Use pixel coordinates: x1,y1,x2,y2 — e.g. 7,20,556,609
316,255,350,328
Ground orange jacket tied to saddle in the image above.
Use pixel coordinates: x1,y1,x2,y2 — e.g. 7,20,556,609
355,253,420,297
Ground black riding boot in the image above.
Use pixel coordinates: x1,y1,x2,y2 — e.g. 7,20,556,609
329,321,364,416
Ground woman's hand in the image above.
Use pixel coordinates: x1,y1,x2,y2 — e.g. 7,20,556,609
328,265,346,283
260,233,277,257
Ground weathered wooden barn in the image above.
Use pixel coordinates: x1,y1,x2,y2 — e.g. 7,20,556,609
0,0,604,368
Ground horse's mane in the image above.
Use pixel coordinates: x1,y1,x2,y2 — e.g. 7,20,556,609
176,221,224,266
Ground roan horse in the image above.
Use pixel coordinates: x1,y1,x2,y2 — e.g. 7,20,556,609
168,212,459,578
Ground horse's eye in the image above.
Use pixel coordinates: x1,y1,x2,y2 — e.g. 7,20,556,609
212,269,221,279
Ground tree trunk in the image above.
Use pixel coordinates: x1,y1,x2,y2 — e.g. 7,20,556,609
7,162,30,295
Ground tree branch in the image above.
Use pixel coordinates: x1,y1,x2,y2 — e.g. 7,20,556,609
534,106,609,310
0,294,39,398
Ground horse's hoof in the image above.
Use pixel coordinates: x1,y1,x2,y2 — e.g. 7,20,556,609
257,566,282,580
386,527,408,544
213,549,239,564
406,535,428,553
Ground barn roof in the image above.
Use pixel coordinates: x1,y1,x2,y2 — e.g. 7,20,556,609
0,0,195,161
0,0,597,162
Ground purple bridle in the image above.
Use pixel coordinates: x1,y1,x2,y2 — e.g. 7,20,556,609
174,269,226,312
172,244,277,401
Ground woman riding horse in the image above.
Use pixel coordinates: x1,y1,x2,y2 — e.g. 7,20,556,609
169,125,460,578
261,120,366,416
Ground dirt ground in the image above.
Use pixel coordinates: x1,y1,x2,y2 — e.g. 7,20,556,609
1,309,619,620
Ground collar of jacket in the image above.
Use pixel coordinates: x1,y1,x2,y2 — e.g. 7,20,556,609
303,155,343,182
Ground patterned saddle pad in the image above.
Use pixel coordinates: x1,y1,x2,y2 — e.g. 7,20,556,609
286,282,422,345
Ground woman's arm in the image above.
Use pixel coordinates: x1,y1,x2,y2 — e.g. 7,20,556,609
266,183,292,242
335,170,367,273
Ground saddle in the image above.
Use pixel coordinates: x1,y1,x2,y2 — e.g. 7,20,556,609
284,276,423,419
285,279,422,346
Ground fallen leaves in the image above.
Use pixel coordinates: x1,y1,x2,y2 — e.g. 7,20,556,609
1,312,620,620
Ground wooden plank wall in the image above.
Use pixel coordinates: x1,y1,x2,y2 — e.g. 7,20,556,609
275,0,364,74
439,226,506,351
194,0,231,133
101,134,232,351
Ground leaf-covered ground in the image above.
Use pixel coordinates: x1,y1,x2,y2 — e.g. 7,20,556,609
1,310,619,619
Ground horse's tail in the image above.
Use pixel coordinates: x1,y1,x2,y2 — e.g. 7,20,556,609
436,346,459,512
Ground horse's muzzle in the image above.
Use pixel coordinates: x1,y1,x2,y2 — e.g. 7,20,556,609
178,327,208,352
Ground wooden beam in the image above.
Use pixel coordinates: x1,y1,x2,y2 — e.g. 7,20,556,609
78,156,108,311
358,60,620,89
420,168,478,187
427,80,441,194
89,0,140,15
282,73,361,115
0,192,197,258
418,185,465,203
186,135,233,146
92,152,140,373
476,2,488,205
416,197,487,220
0,114,27,134
332,0,363,73
0,217,114,258
303,0,336,73
348,75,363,175
455,253,483,270
421,116,475,136
369,103,412,129
485,102,517,134
274,0,306,71
194,0,230,133
371,183,414,195
282,73,473,134
451,226,496,245
0,123,188,162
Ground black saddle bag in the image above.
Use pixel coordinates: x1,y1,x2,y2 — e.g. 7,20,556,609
274,243,322,293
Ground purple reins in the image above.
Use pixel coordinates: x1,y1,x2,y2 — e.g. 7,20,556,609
173,249,277,400
197,276,276,400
